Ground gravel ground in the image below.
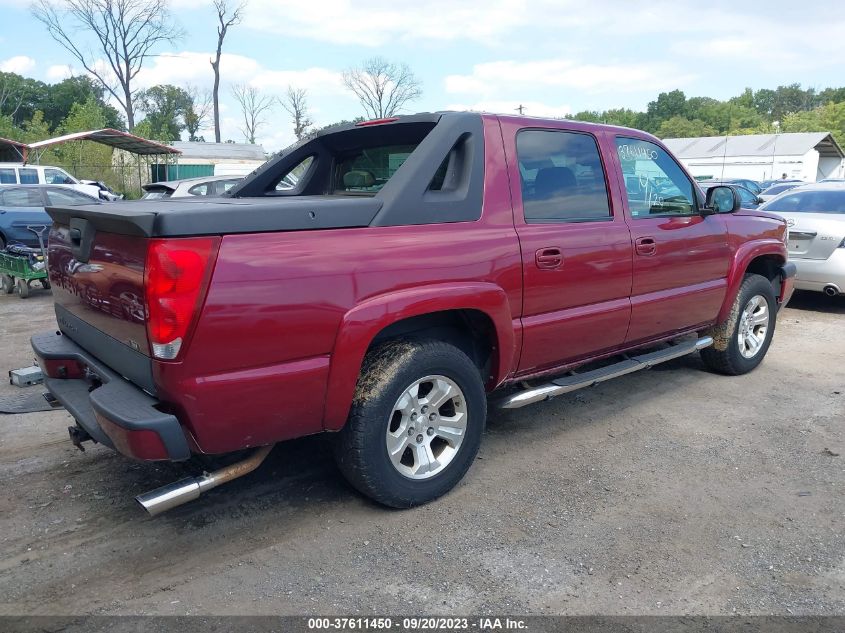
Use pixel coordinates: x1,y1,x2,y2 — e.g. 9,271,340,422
0,289,842,616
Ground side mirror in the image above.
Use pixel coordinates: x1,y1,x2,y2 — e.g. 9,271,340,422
705,185,741,213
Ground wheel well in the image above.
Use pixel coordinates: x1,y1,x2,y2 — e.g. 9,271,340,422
746,254,784,294
369,309,498,384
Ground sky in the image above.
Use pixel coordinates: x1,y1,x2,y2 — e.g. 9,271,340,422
1,0,844,152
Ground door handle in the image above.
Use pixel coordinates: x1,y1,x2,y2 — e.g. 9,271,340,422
535,247,563,269
635,236,656,256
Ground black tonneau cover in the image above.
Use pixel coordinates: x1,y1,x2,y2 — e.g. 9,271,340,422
46,196,383,237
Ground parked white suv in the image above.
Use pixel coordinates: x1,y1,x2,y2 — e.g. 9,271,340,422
0,163,101,199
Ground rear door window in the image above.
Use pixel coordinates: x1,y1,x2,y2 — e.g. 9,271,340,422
0,168,16,184
516,129,612,222
1,188,43,206
615,138,696,217
17,168,38,184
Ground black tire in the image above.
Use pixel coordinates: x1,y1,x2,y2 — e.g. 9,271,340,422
41,278,51,290
16,277,30,299
334,339,486,508
701,273,777,375
1,274,13,295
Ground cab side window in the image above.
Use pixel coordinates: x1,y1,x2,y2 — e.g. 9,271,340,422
18,168,38,184
517,129,612,222
615,137,696,217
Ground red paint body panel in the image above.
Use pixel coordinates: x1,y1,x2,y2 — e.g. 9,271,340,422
47,225,149,353
39,113,791,460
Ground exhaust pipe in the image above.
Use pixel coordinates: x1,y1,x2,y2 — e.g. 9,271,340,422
136,444,273,516
823,285,840,297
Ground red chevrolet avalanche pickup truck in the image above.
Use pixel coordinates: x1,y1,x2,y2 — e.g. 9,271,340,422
32,112,795,514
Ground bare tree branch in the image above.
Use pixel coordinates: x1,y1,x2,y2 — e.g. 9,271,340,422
280,86,313,141
183,84,213,141
31,0,183,130
342,57,422,119
210,0,245,142
231,83,273,144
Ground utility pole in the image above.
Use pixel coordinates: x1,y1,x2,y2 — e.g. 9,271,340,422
516,104,526,115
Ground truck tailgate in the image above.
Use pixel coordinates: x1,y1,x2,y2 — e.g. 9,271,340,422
46,219,156,393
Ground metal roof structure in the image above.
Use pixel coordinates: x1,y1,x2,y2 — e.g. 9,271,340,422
170,141,267,161
663,132,843,160
26,128,179,155
0,136,29,161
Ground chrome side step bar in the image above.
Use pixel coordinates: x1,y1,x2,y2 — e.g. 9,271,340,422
498,336,713,409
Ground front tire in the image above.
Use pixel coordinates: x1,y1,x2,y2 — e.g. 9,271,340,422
334,339,486,508
701,273,777,375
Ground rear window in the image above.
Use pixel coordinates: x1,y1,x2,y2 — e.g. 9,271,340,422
763,190,845,214
142,188,173,200
268,121,437,196
334,144,418,194
763,184,797,195
0,168,16,184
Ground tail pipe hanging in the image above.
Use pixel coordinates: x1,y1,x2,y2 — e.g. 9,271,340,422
136,444,274,516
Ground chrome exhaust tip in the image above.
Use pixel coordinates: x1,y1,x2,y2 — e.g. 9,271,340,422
823,285,840,297
136,478,202,516
135,444,273,516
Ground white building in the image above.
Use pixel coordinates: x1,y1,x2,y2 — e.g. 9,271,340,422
663,132,844,182
157,141,268,180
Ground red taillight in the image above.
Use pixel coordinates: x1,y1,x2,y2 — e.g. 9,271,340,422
144,237,219,360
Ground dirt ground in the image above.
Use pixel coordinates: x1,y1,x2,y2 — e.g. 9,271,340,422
0,288,842,616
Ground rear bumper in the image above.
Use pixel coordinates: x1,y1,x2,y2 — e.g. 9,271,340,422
778,261,797,309
31,331,191,461
790,250,845,294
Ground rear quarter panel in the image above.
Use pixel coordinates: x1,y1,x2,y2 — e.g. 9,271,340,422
156,116,522,453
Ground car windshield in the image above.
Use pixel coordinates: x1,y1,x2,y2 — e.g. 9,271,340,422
762,189,845,213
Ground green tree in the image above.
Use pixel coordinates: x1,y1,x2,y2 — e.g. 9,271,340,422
0,72,48,124
645,89,687,132
656,116,716,139
571,110,602,123
782,102,845,147
42,75,123,130
137,84,192,141
602,108,645,128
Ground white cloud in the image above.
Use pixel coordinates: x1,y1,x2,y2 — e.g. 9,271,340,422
250,67,345,96
135,51,261,90
46,64,75,81
1,55,35,74
240,0,554,46
445,59,697,97
445,100,571,119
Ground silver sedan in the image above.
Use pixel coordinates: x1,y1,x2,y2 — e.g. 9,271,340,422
760,182,845,296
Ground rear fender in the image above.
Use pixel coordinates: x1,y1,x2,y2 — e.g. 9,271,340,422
323,282,514,430
718,240,787,323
